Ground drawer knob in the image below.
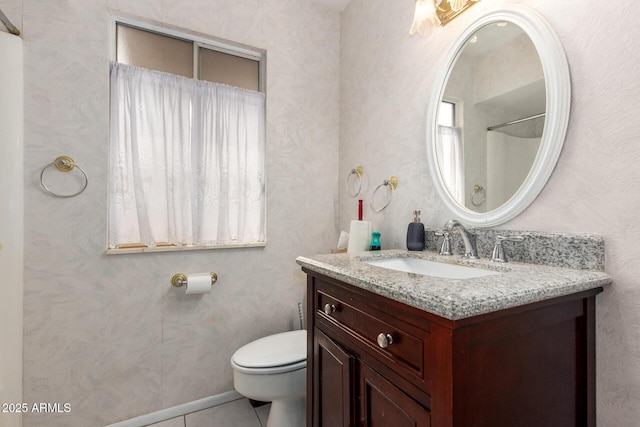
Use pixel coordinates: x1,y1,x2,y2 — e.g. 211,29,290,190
323,303,337,315
377,333,394,348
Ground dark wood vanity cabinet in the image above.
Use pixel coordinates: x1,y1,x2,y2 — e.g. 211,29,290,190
304,269,602,427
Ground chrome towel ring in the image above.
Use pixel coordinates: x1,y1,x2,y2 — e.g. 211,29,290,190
370,176,398,212
471,184,485,207
345,166,364,197
40,155,88,198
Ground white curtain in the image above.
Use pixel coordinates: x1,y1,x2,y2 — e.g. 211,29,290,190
109,62,265,248
436,125,464,204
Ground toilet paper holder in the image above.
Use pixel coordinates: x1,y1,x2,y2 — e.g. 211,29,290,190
171,272,218,288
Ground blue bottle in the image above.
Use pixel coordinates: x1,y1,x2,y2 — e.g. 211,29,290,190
370,232,381,251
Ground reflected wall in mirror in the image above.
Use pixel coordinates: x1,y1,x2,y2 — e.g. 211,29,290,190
426,5,570,226
440,22,545,212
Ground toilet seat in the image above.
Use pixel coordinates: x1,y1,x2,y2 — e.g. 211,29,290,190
231,330,307,375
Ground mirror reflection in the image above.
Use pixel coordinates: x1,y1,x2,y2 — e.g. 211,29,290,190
436,22,545,212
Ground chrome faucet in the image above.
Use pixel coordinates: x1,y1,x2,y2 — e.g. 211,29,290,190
442,219,479,259
490,235,525,263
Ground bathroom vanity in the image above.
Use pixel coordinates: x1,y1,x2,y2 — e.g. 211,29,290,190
297,249,611,427
296,4,594,425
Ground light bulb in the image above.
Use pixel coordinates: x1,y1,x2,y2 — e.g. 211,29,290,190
410,0,441,37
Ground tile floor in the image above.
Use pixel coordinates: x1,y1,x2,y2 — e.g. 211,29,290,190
149,398,270,427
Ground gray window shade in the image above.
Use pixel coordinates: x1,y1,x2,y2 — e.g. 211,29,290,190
199,48,259,91
116,24,194,78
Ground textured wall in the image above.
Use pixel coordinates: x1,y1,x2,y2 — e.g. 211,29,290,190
3,0,640,425
0,30,23,427
0,0,339,425
340,0,640,425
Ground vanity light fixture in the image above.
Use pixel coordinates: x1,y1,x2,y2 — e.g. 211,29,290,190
410,0,481,37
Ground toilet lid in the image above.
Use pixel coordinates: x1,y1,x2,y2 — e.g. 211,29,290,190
232,330,307,369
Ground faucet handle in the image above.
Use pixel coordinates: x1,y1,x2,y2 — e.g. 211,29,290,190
434,230,453,256
491,235,525,263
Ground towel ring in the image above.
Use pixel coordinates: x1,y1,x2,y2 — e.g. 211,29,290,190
471,184,485,207
345,166,364,197
370,176,398,212
40,156,88,198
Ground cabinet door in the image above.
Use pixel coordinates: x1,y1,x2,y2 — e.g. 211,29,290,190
314,328,355,427
359,362,431,427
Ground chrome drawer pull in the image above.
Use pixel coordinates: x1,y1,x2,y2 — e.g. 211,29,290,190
377,333,394,348
323,303,336,315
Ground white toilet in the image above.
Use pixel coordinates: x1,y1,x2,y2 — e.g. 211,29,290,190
230,330,307,427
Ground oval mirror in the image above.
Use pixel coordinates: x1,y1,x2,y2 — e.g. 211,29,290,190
426,5,570,227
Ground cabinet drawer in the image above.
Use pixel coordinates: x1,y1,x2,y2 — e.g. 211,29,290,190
315,284,429,385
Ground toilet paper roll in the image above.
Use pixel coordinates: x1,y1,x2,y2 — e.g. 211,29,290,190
185,273,212,295
347,220,371,253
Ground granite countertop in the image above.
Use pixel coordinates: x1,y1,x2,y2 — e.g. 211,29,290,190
296,249,612,321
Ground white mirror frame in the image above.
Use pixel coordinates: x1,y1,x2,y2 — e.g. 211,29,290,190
426,5,570,227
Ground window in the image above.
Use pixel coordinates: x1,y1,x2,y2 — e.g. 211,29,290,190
108,18,266,253
438,100,456,127
436,100,464,204
114,23,262,91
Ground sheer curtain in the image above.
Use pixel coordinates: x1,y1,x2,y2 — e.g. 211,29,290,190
436,125,464,204
109,62,265,248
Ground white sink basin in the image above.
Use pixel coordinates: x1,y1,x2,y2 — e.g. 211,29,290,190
363,257,501,279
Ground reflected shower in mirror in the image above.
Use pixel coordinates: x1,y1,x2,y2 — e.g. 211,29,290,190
438,22,545,212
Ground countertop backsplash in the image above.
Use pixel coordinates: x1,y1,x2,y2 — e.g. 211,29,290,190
425,229,605,271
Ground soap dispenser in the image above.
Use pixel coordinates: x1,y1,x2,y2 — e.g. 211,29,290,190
406,210,425,251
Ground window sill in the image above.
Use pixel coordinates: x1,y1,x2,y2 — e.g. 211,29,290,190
106,241,266,255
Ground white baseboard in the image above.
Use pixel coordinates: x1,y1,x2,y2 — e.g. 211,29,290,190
105,390,244,427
